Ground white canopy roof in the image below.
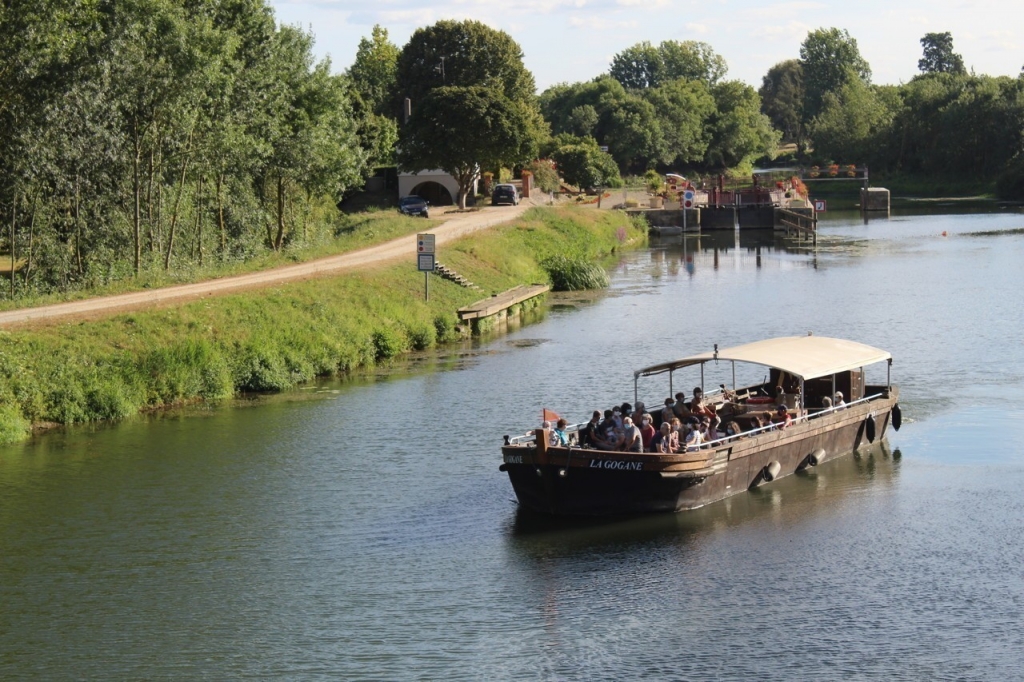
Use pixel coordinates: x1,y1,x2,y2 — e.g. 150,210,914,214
635,336,891,382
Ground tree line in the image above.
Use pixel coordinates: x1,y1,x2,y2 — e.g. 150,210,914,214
4,5,1024,300
0,0,374,297
760,29,1024,195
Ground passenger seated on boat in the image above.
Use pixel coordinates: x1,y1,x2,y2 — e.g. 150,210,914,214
722,420,743,439
580,410,602,448
700,416,720,442
683,418,703,450
834,392,846,410
661,398,676,426
821,396,833,410
553,418,570,447
689,387,720,426
596,410,618,450
639,413,656,451
622,417,643,452
620,403,633,420
668,418,682,452
631,402,646,426
611,406,624,429
673,392,693,420
653,423,675,453
603,417,625,451
772,404,792,429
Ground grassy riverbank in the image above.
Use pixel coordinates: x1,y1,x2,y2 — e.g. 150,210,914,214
0,207,646,444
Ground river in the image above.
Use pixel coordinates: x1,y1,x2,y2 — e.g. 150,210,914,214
2,208,1024,679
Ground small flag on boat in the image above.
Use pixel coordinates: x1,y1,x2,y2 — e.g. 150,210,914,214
542,408,560,423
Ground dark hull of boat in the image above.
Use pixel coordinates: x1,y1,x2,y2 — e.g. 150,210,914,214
501,392,897,516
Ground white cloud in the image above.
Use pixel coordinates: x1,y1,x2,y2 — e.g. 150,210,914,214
616,0,669,8
568,15,638,29
684,22,708,34
751,21,812,42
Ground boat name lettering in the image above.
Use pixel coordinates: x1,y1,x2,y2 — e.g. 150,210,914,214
505,454,523,464
588,459,644,471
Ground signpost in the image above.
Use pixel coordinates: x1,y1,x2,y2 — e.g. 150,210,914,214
814,199,827,212
417,233,435,300
682,189,695,232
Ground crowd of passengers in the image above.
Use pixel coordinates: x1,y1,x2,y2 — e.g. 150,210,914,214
542,386,850,453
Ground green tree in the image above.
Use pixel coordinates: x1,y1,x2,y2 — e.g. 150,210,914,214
348,25,399,116
642,78,715,167
659,41,728,86
705,81,780,170
759,59,805,149
609,40,727,90
808,79,896,165
919,32,966,75
609,41,664,89
394,20,536,117
548,134,621,191
800,28,871,121
398,86,536,209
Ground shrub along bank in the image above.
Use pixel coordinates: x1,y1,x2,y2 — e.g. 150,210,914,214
0,207,647,444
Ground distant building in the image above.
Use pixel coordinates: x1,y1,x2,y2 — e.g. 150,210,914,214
398,170,476,207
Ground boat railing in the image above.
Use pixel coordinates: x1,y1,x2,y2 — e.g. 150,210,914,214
702,392,886,448
507,392,887,449
505,421,587,446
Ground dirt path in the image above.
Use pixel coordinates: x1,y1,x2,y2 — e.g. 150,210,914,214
0,203,532,328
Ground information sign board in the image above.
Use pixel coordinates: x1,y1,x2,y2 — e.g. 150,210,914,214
417,233,435,254
417,254,435,272
814,200,827,212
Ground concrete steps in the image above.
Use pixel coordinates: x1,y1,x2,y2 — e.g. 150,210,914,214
434,263,482,290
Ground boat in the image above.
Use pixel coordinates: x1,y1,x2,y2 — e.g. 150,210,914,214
499,335,902,516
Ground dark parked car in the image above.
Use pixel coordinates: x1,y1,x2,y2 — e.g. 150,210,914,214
399,195,430,218
492,184,519,206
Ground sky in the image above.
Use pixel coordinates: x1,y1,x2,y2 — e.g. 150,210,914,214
269,0,1024,91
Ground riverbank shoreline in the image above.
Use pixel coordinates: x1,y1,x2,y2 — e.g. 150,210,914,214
0,207,646,444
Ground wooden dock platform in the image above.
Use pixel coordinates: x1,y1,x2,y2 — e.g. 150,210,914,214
457,284,550,333
775,208,817,244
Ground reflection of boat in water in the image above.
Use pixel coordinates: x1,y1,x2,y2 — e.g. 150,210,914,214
500,336,901,516
509,440,901,544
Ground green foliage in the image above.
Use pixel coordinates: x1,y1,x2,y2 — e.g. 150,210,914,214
398,86,539,208
0,0,370,297
0,206,645,443
0,402,30,445
800,28,871,120
609,40,727,89
371,327,407,362
809,79,896,166
919,32,965,75
706,81,781,170
433,314,458,343
525,159,561,193
642,78,716,167
348,25,399,116
760,60,805,146
393,19,537,118
995,155,1024,200
549,135,622,190
542,255,610,291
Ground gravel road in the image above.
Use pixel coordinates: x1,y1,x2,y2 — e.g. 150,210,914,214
0,203,532,328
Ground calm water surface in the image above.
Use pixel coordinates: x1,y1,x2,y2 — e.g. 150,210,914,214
2,209,1024,679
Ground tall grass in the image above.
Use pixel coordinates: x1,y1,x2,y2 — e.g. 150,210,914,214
0,206,646,444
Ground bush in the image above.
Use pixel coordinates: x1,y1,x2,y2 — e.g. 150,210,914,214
525,159,560,193
371,327,406,362
0,402,29,444
996,155,1024,200
407,323,436,351
542,255,610,291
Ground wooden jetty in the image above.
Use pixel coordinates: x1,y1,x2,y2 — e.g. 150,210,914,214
775,208,817,244
458,284,550,334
